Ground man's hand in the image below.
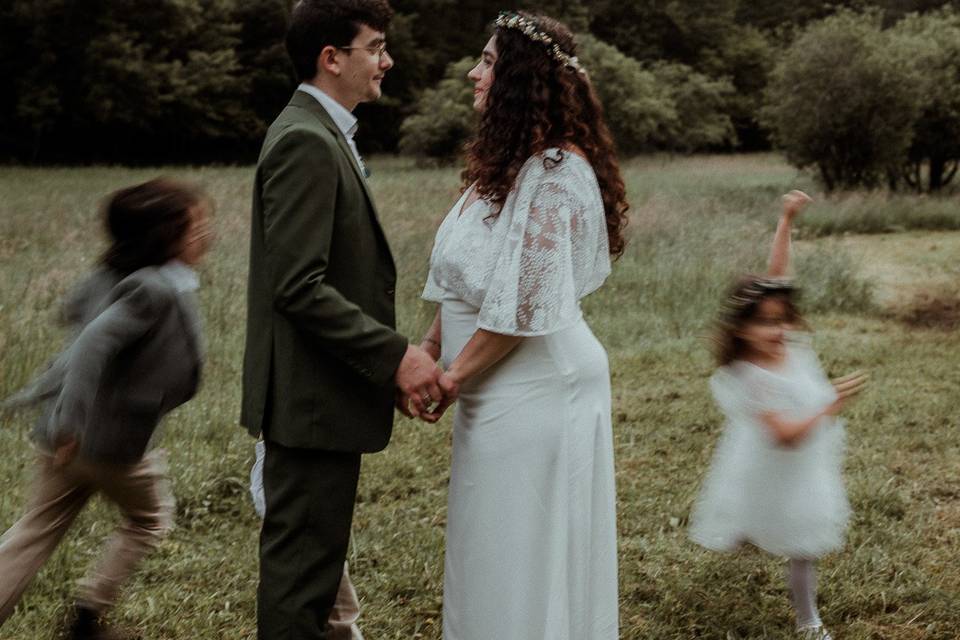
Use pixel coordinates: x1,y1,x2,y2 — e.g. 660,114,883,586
394,345,443,418
395,388,416,419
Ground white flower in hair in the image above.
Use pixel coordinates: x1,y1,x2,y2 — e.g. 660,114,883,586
494,11,586,73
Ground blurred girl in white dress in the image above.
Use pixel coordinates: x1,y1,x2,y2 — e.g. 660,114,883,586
419,11,629,640
688,191,868,640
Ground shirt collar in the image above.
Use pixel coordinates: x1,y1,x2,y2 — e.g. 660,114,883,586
159,260,200,293
297,82,359,140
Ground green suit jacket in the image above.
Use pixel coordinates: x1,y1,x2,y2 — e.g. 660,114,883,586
241,90,408,452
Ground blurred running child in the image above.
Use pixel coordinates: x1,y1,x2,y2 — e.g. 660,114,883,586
0,178,212,639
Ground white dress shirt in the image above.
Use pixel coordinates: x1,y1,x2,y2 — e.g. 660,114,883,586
297,83,367,177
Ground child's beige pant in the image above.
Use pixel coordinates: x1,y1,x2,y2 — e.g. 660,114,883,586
330,562,364,640
0,449,174,623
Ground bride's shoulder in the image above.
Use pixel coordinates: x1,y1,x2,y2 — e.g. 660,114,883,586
520,147,591,181
529,145,588,164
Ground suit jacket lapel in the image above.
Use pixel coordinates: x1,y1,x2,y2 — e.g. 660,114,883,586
290,92,378,216
288,90,396,272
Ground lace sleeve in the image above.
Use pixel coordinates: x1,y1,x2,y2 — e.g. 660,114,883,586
477,158,609,335
421,268,447,303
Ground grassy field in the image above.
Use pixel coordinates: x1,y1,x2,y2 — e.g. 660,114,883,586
0,154,958,639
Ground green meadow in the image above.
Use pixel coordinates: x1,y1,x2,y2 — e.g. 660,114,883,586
0,155,958,639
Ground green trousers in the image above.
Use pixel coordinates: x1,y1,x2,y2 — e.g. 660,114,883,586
258,440,362,640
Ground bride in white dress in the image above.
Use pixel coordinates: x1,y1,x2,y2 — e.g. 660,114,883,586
418,12,630,640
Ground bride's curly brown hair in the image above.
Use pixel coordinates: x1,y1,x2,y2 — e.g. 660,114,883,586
463,12,629,257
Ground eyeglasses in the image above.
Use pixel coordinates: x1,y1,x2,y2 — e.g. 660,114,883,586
337,42,389,60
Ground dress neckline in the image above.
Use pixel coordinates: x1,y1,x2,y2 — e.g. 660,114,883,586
735,353,792,380
458,183,485,219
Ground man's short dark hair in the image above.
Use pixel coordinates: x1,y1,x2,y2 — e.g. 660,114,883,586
286,0,394,81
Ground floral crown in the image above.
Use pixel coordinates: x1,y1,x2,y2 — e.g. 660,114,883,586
495,12,585,73
721,276,797,323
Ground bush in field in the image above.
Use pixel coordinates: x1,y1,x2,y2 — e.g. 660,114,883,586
648,61,736,152
400,36,736,160
398,57,476,161
4,0,262,162
576,37,736,153
574,35,675,153
762,10,923,191
889,9,960,192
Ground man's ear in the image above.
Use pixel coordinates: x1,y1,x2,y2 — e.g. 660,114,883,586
316,45,341,77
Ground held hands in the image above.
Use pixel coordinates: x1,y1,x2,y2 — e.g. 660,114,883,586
782,189,813,218
419,372,461,424
824,370,869,416
394,341,462,423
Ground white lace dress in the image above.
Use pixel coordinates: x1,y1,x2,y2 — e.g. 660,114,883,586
688,336,850,559
423,150,619,640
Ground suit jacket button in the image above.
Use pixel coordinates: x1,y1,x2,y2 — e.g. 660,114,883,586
386,287,395,296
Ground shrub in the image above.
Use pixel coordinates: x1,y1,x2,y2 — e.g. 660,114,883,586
399,36,738,160
889,9,960,192
762,10,923,191
398,57,476,162
575,35,674,153
647,61,736,152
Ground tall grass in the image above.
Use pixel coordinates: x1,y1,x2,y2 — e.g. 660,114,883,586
797,192,960,237
586,190,874,348
0,155,957,639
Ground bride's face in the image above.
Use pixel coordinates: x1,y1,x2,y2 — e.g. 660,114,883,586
467,36,497,112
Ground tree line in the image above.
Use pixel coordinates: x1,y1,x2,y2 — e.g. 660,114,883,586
1,0,957,190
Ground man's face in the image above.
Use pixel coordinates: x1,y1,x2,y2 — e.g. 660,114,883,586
336,24,393,105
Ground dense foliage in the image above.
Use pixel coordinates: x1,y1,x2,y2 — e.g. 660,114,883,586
889,9,960,191
761,11,922,191
0,0,956,173
763,8,960,191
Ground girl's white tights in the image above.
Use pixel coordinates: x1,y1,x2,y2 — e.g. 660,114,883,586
788,559,822,629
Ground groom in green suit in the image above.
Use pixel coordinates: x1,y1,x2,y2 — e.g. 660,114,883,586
241,1,445,637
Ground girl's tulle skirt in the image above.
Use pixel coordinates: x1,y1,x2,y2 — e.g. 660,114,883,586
689,418,850,559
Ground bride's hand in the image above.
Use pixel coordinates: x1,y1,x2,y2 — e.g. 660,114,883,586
420,372,461,424
420,337,441,362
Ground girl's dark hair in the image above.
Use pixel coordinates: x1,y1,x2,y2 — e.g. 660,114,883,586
712,275,809,366
101,178,203,275
286,0,394,81
463,12,629,258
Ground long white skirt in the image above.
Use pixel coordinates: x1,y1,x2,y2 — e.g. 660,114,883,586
440,298,619,640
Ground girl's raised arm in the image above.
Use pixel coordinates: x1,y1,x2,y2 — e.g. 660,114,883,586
767,190,812,277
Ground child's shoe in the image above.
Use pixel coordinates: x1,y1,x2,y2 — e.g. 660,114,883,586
63,603,133,640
